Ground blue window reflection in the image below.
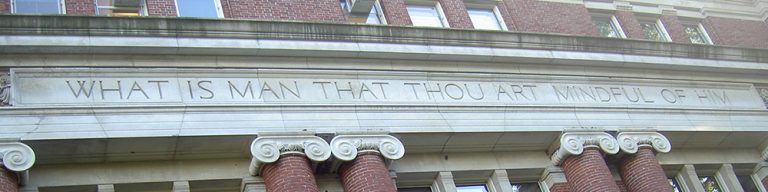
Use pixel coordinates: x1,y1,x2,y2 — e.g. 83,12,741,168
177,0,219,18
14,0,60,14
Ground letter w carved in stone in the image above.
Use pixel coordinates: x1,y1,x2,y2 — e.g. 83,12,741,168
66,80,96,98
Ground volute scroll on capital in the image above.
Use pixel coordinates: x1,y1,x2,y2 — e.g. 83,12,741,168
551,132,619,165
616,132,671,154
0,142,36,172
249,136,331,175
330,135,405,161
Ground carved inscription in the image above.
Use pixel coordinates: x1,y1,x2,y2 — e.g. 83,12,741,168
11,70,763,109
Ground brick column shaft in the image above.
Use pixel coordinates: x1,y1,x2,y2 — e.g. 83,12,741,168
261,153,319,192
561,148,621,192
339,151,396,192
619,147,672,192
0,167,18,192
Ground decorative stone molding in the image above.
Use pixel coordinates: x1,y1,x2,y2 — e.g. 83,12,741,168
0,72,11,106
757,86,768,109
249,136,331,176
330,135,405,161
551,132,619,165
0,142,35,172
617,132,671,154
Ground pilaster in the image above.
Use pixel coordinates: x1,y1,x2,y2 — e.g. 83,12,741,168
488,169,514,192
677,164,706,192
754,162,768,192
431,171,457,192
539,166,568,192
716,164,745,192
241,177,266,192
172,181,190,192
97,184,115,192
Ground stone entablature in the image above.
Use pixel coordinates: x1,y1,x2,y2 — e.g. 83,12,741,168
249,136,331,176
551,132,620,165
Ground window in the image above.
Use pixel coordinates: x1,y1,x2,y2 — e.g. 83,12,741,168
407,3,449,27
456,184,488,192
639,20,670,41
175,0,222,18
510,183,540,192
699,176,722,192
467,7,506,30
592,16,625,38
12,0,63,14
668,178,683,192
366,1,386,24
683,24,712,44
398,187,432,192
96,0,145,16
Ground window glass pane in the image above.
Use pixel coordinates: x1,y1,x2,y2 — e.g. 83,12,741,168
177,0,218,18
14,0,60,14
669,178,683,192
736,175,759,192
699,176,722,192
366,4,382,24
511,183,540,192
457,185,488,192
339,0,348,12
467,8,501,30
97,0,143,16
407,5,444,27
593,17,620,38
684,24,708,44
641,22,664,41
398,187,432,192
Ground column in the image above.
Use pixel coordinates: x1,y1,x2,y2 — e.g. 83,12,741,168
551,132,620,192
616,132,673,192
0,142,36,192
540,166,569,192
250,136,331,192
330,135,405,192
488,170,514,192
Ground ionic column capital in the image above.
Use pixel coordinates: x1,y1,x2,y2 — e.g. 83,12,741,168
249,136,331,176
617,132,671,154
0,142,35,172
551,132,619,165
330,135,405,161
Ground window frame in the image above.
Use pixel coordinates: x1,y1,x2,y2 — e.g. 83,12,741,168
10,0,66,14
591,13,627,38
406,1,450,28
95,0,148,16
637,18,671,42
455,184,490,192
464,3,507,31
681,22,713,45
174,0,224,18
369,0,387,25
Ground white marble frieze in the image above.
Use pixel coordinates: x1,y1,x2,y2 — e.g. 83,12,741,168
8,68,766,110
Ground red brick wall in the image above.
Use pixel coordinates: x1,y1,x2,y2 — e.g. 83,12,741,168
65,0,95,15
549,183,570,192
380,0,411,26
146,0,177,16
618,147,672,192
261,153,319,192
0,0,9,13
615,9,644,39
502,0,597,36
339,151,397,192
660,11,688,43
437,0,472,28
220,0,345,22
703,17,768,49
0,167,18,192
561,148,620,192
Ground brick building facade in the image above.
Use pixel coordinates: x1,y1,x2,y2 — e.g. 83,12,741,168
0,0,767,192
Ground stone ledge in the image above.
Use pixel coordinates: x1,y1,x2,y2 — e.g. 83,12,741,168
0,15,766,63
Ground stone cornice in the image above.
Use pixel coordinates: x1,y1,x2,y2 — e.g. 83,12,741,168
249,136,331,176
617,132,672,154
330,135,405,161
551,132,619,165
0,142,35,172
0,15,765,64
